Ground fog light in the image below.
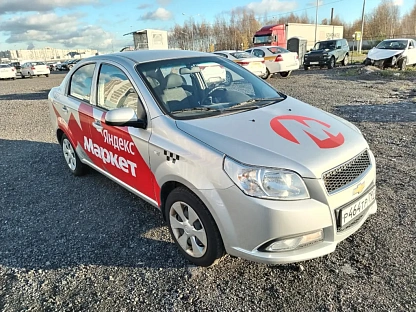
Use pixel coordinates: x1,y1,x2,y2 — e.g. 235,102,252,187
265,230,324,252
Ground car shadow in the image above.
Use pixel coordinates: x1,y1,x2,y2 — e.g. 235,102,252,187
0,89,50,101
0,138,190,270
334,102,416,123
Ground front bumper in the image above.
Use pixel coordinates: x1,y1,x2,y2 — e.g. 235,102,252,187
304,58,331,66
199,163,377,264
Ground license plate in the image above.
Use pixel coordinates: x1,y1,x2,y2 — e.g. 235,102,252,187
310,62,319,65
339,187,376,227
252,62,262,68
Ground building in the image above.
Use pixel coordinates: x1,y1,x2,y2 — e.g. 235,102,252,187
0,47,98,62
123,29,168,50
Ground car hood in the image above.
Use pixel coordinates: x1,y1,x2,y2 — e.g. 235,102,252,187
307,49,333,55
367,48,403,60
175,97,369,179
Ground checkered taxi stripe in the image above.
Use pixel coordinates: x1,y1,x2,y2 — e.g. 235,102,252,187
164,150,180,163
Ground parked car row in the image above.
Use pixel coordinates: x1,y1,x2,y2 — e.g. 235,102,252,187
0,64,17,80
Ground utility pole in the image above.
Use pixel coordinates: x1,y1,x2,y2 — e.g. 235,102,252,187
314,0,319,43
359,0,366,53
330,8,334,39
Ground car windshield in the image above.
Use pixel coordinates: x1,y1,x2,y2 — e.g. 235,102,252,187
313,41,337,50
376,40,408,50
136,56,285,119
253,35,272,44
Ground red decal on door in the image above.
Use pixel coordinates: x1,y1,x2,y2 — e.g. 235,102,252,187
270,115,344,148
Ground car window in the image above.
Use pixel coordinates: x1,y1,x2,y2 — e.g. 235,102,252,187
409,40,415,48
376,40,408,50
97,63,139,112
246,49,252,54
214,53,228,58
69,63,96,103
253,49,265,57
230,52,253,59
267,47,289,54
137,56,284,120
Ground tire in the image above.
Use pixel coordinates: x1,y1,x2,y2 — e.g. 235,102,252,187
29,72,33,79
398,58,407,71
165,187,224,267
13,77,16,80
342,55,349,66
224,71,233,86
46,74,49,77
21,73,25,79
60,134,87,176
304,65,309,71
327,57,335,69
364,58,371,66
279,71,291,78
262,68,270,79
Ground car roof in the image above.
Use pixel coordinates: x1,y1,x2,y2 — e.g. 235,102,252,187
214,50,245,53
85,50,214,63
383,38,411,41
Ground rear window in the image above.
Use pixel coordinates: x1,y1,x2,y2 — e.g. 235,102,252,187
230,52,253,59
267,47,290,54
0,64,10,68
32,62,46,66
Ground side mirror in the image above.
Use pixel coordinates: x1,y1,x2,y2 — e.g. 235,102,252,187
336,46,341,49
105,107,147,129
409,46,414,49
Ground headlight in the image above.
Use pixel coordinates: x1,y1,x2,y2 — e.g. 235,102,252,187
323,53,329,57
223,157,309,200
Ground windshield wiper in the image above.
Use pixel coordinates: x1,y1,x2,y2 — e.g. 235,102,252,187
223,97,285,111
171,107,221,114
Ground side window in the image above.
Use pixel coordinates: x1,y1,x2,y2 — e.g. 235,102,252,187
97,64,139,112
253,49,265,57
246,49,252,54
69,63,95,103
409,40,415,48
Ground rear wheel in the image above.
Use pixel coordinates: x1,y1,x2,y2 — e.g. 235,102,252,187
224,71,233,86
46,74,49,77
279,71,291,78
165,187,224,267
29,72,33,79
60,134,87,176
342,55,349,66
304,65,309,71
327,57,335,69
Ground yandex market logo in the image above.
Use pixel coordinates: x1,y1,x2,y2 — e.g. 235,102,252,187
270,115,344,148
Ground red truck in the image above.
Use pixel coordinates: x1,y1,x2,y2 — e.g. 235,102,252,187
253,23,344,50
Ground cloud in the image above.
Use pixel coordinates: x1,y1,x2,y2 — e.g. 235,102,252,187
138,3,152,10
157,0,171,5
393,0,403,5
0,0,98,14
0,12,114,51
140,8,172,21
241,0,297,15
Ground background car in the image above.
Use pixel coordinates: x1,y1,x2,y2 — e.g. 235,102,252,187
47,61,61,71
21,61,50,78
213,50,267,78
9,62,21,74
198,62,227,85
303,39,349,70
245,46,299,78
0,64,17,80
364,38,416,70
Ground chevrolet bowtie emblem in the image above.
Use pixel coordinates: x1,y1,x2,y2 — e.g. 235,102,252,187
353,182,365,195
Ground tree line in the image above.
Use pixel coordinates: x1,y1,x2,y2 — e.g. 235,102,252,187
168,0,416,51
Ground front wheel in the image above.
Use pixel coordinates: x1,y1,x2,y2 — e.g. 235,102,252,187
165,187,224,267
279,71,291,78
262,68,270,79
60,134,87,176
398,58,407,71
327,57,335,69
304,65,309,70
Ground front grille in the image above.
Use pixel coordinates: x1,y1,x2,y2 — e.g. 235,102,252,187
323,150,371,194
307,55,322,62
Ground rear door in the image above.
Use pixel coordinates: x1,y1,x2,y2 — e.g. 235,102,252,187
408,40,416,64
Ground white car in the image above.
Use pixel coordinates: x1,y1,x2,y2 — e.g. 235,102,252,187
198,62,226,85
48,50,377,267
214,50,267,78
365,38,416,70
0,64,17,80
246,46,299,78
21,61,50,78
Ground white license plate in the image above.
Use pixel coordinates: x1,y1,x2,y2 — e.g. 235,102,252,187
340,187,376,227
310,62,319,65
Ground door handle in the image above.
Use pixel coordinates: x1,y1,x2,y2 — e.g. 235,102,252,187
62,106,68,114
92,121,103,132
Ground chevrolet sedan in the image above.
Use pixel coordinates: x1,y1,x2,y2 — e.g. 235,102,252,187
48,50,377,266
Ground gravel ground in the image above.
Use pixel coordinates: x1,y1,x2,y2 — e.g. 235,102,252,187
0,67,415,311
